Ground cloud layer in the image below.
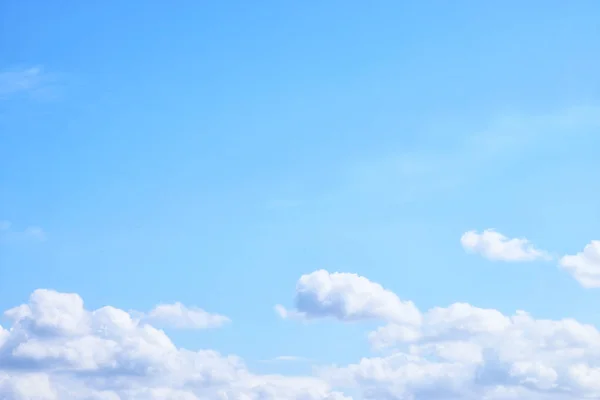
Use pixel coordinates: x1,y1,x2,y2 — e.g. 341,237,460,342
3,268,600,399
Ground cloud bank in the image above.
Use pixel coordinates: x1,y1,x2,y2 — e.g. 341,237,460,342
3,267,600,399
0,289,347,400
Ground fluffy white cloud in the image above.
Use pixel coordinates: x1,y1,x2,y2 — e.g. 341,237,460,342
5,267,600,400
461,229,549,262
276,270,600,400
327,305,600,399
559,241,600,288
275,270,421,326
142,302,230,330
0,289,348,400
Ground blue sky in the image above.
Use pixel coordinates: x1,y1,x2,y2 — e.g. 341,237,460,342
1,1,600,399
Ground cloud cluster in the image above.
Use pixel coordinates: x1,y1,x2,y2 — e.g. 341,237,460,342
0,289,347,400
4,264,600,399
279,271,600,399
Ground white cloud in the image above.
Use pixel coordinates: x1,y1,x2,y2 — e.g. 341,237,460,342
0,373,57,400
0,289,349,400
275,269,600,400
142,302,230,330
560,241,600,288
461,229,550,262
5,266,600,399
324,305,600,399
275,269,421,326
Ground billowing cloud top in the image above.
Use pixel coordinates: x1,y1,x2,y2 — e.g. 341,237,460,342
276,269,421,325
0,289,347,400
277,270,600,399
3,269,600,399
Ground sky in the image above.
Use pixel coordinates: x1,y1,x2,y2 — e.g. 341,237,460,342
1,1,600,399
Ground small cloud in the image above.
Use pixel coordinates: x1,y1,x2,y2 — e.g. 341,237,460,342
23,227,46,241
0,66,59,101
559,240,600,288
276,270,422,325
141,302,230,330
0,220,47,243
461,229,550,262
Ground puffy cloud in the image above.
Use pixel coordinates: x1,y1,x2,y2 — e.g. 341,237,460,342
142,302,230,330
0,373,57,400
327,307,600,399
277,270,600,399
275,270,421,326
461,229,550,262
5,265,600,400
0,289,348,400
559,241,600,288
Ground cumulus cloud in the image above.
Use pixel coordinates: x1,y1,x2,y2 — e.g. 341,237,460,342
276,270,600,400
461,229,550,262
142,302,230,330
0,289,348,400
5,267,600,399
328,301,600,399
560,241,600,288
275,270,421,326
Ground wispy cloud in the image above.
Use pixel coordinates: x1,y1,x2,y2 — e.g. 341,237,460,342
0,66,58,100
260,356,310,363
0,220,47,242
335,106,600,203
